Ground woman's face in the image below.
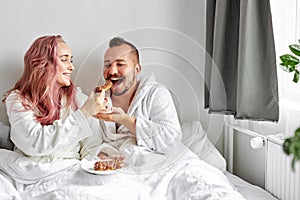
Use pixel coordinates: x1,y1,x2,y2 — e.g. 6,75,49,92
55,42,74,87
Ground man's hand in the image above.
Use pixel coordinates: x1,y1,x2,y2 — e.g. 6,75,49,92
93,107,126,123
93,107,136,135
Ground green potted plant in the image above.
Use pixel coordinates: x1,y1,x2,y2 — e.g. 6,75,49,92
279,39,300,170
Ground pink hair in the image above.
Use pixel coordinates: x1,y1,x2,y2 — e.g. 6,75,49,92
3,35,78,126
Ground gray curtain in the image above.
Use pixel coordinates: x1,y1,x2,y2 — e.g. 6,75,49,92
204,0,279,121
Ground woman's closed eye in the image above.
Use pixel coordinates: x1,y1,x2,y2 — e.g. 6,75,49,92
61,59,73,63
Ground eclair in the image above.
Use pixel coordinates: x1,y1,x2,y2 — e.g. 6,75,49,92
94,80,113,93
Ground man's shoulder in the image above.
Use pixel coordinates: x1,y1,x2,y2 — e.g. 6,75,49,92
140,75,168,92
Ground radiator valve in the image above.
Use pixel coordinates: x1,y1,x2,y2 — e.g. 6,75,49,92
250,137,265,149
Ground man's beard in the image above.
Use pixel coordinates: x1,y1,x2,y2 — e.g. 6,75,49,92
112,72,135,96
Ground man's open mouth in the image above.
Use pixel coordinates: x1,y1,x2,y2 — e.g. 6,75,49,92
110,77,123,86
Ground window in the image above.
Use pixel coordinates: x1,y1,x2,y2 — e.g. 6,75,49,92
232,0,300,136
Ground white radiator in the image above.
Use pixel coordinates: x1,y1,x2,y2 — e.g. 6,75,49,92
266,135,300,200
224,122,300,200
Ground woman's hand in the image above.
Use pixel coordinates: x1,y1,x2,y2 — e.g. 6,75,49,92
80,90,109,118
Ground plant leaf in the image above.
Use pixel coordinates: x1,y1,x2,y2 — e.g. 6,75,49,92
289,44,300,56
280,54,299,66
293,70,300,83
295,128,300,137
283,138,292,155
280,63,295,72
292,157,296,171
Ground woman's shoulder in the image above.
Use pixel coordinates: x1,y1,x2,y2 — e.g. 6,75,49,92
5,90,22,102
4,90,31,112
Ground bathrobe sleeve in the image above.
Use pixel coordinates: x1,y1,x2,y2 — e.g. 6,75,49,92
6,91,93,157
135,85,182,153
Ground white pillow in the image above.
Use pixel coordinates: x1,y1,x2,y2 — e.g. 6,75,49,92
181,121,226,172
0,122,14,150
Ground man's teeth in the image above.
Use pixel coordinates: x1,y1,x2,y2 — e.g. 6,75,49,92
110,78,120,84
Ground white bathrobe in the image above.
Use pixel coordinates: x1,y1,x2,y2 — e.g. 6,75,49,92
100,74,182,154
5,88,102,162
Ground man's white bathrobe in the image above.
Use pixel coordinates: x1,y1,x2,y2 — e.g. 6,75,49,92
98,74,183,154
87,75,246,200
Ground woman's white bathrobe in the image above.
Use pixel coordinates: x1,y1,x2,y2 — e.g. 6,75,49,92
99,74,182,154
5,88,102,162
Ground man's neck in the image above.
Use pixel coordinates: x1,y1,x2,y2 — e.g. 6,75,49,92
111,81,138,113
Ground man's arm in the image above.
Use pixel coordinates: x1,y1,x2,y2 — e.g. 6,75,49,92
134,85,182,153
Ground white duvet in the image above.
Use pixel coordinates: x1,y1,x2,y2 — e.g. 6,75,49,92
0,142,246,200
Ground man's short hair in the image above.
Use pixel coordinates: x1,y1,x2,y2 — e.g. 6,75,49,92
109,37,140,63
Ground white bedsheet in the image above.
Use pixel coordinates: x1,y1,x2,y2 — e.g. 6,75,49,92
0,143,246,200
224,172,278,200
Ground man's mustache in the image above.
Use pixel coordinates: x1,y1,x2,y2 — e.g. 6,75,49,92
106,74,121,80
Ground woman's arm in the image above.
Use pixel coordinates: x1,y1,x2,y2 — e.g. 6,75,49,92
6,92,93,157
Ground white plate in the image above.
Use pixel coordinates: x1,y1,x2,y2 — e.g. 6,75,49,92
81,159,128,175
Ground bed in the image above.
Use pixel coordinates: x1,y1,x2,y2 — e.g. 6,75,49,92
0,114,277,200
0,53,278,200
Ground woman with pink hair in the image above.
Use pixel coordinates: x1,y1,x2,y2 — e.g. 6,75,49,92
2,35,107,162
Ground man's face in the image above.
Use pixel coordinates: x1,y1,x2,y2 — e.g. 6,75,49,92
103,44,140,96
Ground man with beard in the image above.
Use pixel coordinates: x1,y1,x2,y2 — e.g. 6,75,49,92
90,38,246,200
93,37,182,157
